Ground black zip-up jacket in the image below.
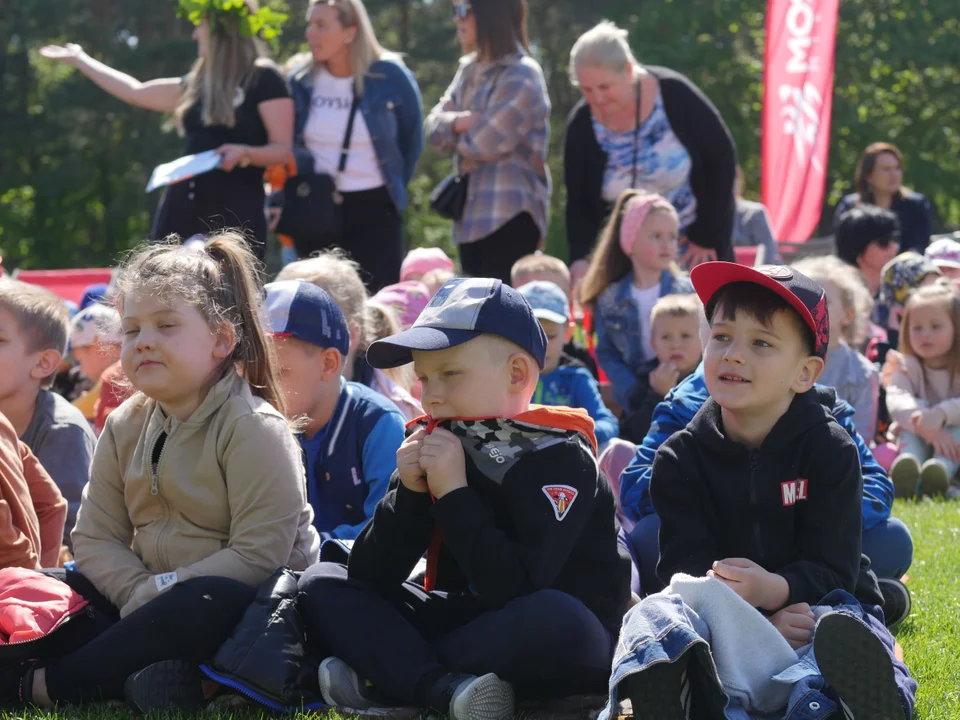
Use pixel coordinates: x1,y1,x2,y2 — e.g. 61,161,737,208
651,388,866,607
348,410,633,633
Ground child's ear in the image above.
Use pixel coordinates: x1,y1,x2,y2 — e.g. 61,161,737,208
320,347,344,381
30,349,62,383
792,356,825,394
507,352,536,394
212,322,238,360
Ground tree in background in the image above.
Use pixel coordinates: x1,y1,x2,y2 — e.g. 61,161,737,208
2,0,958,270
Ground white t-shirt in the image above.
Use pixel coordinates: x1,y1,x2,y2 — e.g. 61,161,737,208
303,68,384,192
630,283,661,360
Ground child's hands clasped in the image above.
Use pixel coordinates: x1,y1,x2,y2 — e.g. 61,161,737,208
768,603,816,649
397,427,429,493
419,427,468,498
709,558,789,611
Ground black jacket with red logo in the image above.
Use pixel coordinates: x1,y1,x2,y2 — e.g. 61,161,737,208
348,408,632,633
651,387,876,607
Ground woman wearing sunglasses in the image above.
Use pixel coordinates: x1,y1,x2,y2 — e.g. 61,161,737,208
424,0,551,285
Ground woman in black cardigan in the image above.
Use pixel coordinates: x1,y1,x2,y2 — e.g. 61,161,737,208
564,22,736,285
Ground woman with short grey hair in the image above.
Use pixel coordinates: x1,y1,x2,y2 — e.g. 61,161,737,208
564,21,737,285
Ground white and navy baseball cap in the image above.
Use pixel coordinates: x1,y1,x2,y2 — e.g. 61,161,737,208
366,277,547,369
517,281,570,325
69,303,122,349
264,280,351,355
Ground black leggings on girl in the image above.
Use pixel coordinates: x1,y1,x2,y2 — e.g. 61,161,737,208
40,570,255,704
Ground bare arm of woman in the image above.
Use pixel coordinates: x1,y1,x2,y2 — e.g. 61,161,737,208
216,97,294,171
40,44,181,113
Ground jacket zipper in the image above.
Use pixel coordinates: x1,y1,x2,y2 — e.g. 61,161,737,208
198,664,325,712
3,604,94,646
151,430,172,568
749,450,765,559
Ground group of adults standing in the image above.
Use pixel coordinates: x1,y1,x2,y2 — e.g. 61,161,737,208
42,0,741,291
41,0,934,291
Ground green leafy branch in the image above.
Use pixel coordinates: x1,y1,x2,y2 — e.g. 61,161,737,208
177,0,288,44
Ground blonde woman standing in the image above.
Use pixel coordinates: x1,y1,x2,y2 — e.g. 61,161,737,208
288,0,424,292
41,1,293,260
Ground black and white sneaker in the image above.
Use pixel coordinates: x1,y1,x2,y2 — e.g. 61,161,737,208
814,612,905,720
877,578,912,628
124,660,205,713
449,673,514,720
318,657,378,710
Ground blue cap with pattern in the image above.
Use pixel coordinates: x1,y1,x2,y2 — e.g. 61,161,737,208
264,280,351,355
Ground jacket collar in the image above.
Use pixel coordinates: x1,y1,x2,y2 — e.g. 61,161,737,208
148,370,247,436
613,270,673,306
324,377,352,458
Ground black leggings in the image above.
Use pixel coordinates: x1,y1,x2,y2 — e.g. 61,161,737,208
457,212,540,286
40,570,255,704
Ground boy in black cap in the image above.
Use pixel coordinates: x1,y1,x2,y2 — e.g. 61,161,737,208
297,278,632,720
612,263,915,720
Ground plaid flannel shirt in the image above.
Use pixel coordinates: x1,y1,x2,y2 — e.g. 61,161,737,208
425,50,551,246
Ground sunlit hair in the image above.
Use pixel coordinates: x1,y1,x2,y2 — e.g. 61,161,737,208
114,231,286,414
175,0,268,130
792,256,873,348
855,142,909,204
366,300,416,391
899,279,960,388
471,0,529,61
579,189,681,307
511,254,571,297
0,279,69,389
308,0,392,95
569,21,639,84
649,293,703,331
276,249,369,349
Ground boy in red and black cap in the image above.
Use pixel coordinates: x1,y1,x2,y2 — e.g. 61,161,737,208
612,263,915,720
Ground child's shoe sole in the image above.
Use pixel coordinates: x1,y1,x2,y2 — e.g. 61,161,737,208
890,455,920,498
449,673,514,720
124,660,205,713
919,460,950,497
814,613,905,720
620,653,690,720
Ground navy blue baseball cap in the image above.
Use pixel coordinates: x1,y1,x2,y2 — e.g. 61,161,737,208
366,277,548,369
264,280,351,355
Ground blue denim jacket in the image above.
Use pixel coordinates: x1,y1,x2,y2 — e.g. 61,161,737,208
290,57,424,213
594,270,694,408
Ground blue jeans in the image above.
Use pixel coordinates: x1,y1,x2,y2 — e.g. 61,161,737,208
630,514,913,589
900,426,960,478
601,589,916,720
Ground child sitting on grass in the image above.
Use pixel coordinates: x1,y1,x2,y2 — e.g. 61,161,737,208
611,262,914,720
297,278,632,720
518,281,618,448
620,293,703,444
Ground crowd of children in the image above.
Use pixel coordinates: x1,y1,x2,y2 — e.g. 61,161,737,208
4,183,959,719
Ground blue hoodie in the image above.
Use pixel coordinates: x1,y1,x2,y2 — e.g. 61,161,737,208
531,355,619,448
619,363,894,530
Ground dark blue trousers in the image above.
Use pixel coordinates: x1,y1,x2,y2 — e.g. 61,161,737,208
297,562,615,706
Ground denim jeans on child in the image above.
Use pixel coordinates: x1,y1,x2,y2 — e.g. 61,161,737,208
900,426,960,479
601,587,916,720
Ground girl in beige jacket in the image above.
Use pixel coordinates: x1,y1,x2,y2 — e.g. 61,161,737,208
887,281,960,498
8,233,320,712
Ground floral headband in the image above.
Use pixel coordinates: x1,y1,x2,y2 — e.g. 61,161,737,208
619,193,675,257
178,0,288,44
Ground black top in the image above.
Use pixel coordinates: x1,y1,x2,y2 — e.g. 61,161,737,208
651,387,874,607
619,358,666,445
348,416,633,633
833,190,933,255
564,65,737,263
182,64,290,186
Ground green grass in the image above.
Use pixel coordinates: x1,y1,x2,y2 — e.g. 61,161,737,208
3,499,958,720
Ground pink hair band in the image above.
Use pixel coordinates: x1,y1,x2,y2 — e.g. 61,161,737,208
619,193,673,256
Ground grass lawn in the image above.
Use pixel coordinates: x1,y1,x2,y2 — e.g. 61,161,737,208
2,499,957,720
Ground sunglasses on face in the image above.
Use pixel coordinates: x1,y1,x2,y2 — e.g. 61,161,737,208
452,3,472,20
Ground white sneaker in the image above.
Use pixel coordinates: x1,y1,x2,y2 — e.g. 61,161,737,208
449,673,515,720
318,657,376,710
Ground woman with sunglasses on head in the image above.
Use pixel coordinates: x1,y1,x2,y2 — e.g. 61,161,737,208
286,0,424,292
41,1,293,261
424,0,551,285
833,142,933,255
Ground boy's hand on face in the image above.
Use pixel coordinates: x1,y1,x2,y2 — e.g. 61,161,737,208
420,427,468,499
649,361,680,397
397,426,429,493
709,558,790,611
768,603,815,649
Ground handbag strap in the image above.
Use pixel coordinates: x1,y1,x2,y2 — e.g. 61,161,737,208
631,76,642,189
333,93,361,199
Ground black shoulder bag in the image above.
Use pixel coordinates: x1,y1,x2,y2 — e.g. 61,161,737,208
429,69,503,221
276,94,360,258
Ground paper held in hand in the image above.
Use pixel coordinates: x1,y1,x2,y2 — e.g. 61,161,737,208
146,150,223,192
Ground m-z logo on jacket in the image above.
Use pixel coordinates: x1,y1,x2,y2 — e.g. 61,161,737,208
781,478,809,506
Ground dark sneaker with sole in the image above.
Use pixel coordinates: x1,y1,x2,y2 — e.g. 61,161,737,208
814,612,905,720
877,577,912,628
0,661,33,707
449,673,514,720
124,660,205,713
318,657,378,710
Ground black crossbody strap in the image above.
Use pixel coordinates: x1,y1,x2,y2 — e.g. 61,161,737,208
337,93,361,176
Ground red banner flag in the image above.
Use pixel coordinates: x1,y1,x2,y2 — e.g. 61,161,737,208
761,0,840,242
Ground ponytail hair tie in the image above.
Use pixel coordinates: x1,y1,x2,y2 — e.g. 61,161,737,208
619,192,674,257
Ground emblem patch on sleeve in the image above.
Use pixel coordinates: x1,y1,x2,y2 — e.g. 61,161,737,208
542,485,578,521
